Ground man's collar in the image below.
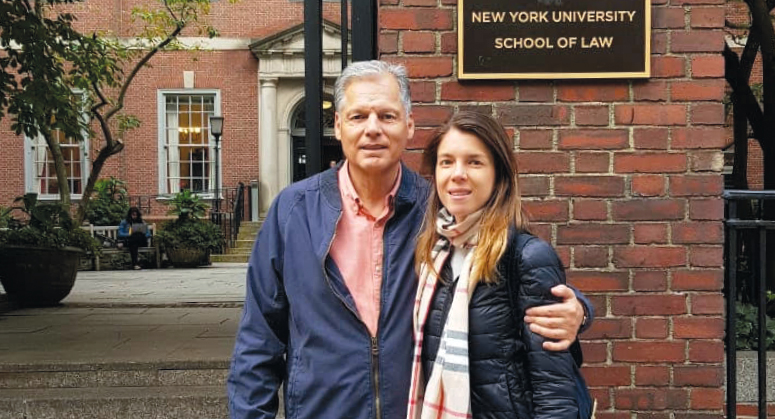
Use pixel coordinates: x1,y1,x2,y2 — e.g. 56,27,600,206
338,160,402,215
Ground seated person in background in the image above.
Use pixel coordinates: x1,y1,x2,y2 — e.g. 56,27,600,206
118,207,151,270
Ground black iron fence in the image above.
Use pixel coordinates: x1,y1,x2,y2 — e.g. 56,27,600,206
725,190,775,419
209,182,246,253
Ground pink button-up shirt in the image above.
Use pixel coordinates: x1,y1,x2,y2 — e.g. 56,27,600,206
329,161,402,337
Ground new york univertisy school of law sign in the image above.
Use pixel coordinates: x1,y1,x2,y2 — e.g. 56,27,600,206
459,0,651,79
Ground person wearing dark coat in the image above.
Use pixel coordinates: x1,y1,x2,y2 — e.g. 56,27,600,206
407,111,590,419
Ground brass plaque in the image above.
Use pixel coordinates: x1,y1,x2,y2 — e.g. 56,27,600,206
458,0,651,79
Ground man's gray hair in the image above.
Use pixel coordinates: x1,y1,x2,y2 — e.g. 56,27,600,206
334,60,412,116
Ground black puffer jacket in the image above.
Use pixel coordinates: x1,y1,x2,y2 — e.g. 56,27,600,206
421,230,580,419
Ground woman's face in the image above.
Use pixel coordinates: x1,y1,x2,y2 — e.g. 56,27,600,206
131,211,139,219
435,128,496,223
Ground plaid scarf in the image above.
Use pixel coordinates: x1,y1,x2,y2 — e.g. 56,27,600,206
407,208,483,419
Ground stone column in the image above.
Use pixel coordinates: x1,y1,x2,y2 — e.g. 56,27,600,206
258,77,278,216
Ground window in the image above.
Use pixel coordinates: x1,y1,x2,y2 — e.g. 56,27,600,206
158,91,221,195
25,130,89,199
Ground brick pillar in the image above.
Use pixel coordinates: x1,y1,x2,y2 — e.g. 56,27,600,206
380,0,726,417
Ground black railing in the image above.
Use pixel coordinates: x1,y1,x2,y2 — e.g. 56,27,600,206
209,183,246,253
725,190,775,419
303,0,376,179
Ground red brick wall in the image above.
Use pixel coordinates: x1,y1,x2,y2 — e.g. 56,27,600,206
381,0,726,417
62,0,343,38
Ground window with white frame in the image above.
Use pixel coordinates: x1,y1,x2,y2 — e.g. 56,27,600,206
25,129,89,199
158,91,220,195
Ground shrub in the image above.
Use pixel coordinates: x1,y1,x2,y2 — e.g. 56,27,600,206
0,193,99,255
155,190,224,252
736,294,775,351
85,177,130,226
156,219,224,252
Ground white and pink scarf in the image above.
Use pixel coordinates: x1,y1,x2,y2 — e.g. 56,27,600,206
406,208,483,419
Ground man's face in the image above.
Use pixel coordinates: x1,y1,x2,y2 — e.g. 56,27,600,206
334,74,415,177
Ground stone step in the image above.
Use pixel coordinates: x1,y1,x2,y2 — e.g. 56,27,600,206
237,229,260,237
240,221,262,227
0,362,228,389
211,254,250,263
0,386,285,419
236,233,257,241
237,223,262,233
0,386,230,419
231,240,255,250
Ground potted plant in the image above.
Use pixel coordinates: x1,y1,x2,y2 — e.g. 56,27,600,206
0,193,99,306
155,190,224,268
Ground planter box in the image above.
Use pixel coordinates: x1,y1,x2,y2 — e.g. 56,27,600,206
166,248,210,268
0,246,81,306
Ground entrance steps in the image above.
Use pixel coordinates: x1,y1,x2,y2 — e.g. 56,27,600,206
211,221,263,264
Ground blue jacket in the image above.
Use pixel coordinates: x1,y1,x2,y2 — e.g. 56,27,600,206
228,163,430,419
117,219,151,238
227,164,594,419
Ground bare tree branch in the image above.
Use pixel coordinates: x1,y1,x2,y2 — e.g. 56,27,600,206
747,0,775,129
104,24,183,122
725,46,768,139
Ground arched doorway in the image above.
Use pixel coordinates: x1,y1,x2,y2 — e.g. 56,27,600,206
289,97,342,181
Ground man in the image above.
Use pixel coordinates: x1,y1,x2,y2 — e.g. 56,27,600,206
227,60,592,419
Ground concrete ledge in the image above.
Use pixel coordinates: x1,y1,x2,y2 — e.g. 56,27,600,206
0,359,230,374
0,368,228,389
736,351,775,402
0,386,231,419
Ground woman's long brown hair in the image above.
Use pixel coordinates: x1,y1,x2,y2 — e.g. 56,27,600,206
415,111,528,284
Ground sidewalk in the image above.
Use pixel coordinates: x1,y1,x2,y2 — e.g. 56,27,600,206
0,263,248,366
62,263,248,307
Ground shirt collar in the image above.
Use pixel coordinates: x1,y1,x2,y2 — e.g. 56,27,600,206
338,160,402,218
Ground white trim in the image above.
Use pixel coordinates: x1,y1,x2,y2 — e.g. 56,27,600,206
157,89,222,195
120,37,251,50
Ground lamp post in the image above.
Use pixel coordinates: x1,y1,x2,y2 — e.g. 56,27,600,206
209,115,224,213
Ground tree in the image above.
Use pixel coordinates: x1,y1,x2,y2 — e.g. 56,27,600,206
724,0,775,296
724,0,775,191
0,0,232,224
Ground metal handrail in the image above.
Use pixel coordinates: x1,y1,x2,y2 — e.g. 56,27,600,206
208,183,245,253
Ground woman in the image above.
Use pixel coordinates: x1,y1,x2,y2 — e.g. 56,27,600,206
118,207,151,270
407,112,585,419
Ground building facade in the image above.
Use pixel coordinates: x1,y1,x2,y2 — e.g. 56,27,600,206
0,0,345,216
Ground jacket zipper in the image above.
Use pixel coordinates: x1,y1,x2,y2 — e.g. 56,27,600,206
371,335,382,419
372,211,396,419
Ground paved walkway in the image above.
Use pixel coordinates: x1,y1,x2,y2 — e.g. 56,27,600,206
62,263,248,307
0,264,248,367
